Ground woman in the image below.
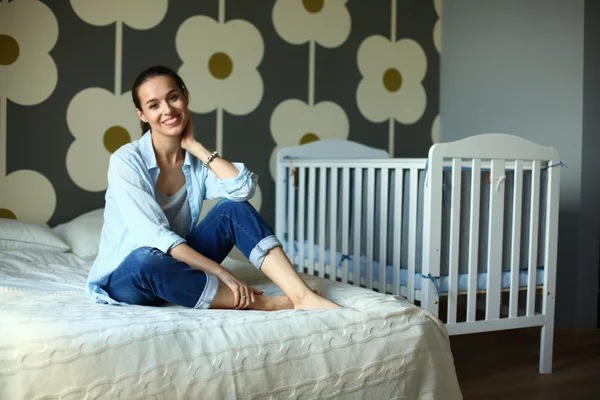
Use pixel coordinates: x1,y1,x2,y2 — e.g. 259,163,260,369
86,65,339,311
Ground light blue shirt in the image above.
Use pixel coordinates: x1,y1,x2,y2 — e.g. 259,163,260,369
87,131,257,304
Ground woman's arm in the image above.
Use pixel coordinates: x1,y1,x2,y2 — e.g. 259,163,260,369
181,119,238,179
169,242,224,276
181,118,257,201
185,140,241,179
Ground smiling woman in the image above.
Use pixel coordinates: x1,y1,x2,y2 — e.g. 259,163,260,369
86,65,340,313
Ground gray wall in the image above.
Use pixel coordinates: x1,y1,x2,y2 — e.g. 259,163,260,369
582,0,600,328
440,0,598,329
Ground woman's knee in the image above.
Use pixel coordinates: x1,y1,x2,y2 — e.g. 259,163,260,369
105,247,170,305
215,199,255,215
123,247,171,277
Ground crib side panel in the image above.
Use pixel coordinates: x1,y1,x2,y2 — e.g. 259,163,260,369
275,157,427,302
425,135,560,337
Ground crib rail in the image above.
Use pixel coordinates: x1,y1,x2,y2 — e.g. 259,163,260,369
276,157,556,301
276,158,426,301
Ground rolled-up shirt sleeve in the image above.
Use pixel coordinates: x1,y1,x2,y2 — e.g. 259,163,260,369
204,162,258,201
107,154,185,253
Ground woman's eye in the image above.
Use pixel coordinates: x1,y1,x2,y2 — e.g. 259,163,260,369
170,95,178,101
149,104,157,109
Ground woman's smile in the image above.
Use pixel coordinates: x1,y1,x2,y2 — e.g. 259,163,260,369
162,115,181,127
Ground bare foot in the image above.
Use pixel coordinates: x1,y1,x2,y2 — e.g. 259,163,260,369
294,292,340,310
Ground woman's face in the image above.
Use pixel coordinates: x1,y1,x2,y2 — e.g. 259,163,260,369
136,75,189,138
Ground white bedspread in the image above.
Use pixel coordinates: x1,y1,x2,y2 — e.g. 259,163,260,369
0,250,462,399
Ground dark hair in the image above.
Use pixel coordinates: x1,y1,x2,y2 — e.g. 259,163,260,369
132,65,188,134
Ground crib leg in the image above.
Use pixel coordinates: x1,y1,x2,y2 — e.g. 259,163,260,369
539,321,554,374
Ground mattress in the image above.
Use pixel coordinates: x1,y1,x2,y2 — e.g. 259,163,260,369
0,250,462,399
284,241,545,295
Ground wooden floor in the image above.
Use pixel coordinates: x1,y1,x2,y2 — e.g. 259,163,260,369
450,328,600,399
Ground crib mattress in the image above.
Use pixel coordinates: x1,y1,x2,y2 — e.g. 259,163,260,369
0,250,462,399
285,242,545,294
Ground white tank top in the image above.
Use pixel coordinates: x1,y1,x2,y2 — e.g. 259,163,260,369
155,184,192,239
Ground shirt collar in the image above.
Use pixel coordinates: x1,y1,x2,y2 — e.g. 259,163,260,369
139,131,158,170
139,130,193,170
183,147,192,168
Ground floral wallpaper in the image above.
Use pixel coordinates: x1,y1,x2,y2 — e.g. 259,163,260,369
0,0,58,224
0,0,441,227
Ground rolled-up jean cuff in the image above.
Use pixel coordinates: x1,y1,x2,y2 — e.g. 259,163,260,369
194,273,219,309
249,235,282,269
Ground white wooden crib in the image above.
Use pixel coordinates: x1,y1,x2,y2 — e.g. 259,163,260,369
275,133,561,374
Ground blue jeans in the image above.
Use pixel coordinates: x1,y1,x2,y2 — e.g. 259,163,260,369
102,200,281,308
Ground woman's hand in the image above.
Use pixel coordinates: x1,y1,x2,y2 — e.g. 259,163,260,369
180,117,197,151
217,268,264,309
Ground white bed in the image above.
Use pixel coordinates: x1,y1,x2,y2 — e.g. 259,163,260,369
0,218,463,399
275,133,561,374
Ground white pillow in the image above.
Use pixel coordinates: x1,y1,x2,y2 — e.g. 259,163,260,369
0,219,70,252
52,208,104,260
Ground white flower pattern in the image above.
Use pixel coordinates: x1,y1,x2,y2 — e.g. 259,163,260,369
176,15,264,116
70,0,168,29
0,0,58,105
0,170,57,225
269,100,349,179
431,114,440,144
356,36,427,125
272,0,351,48
0,0,59,225
270,0,351,179
66,88,142,192
434,0,442,52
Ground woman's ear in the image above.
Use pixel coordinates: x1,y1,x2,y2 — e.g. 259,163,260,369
136,108,147,123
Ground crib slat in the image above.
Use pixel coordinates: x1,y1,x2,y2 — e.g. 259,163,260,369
329,168,338,279
422,153,443,316
379,168,389,292
287,166,296,267
393,169,404,297
509,160,524,318
527,160,541,316
341,168,350,284
318,167,327,278
408,168,419,302
353,169,363,286
467,159,481,322
366,168,376,290
307,166,316,275
448,158,462,324
298,168,306,274
541,154,560,374
486,159,506,320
